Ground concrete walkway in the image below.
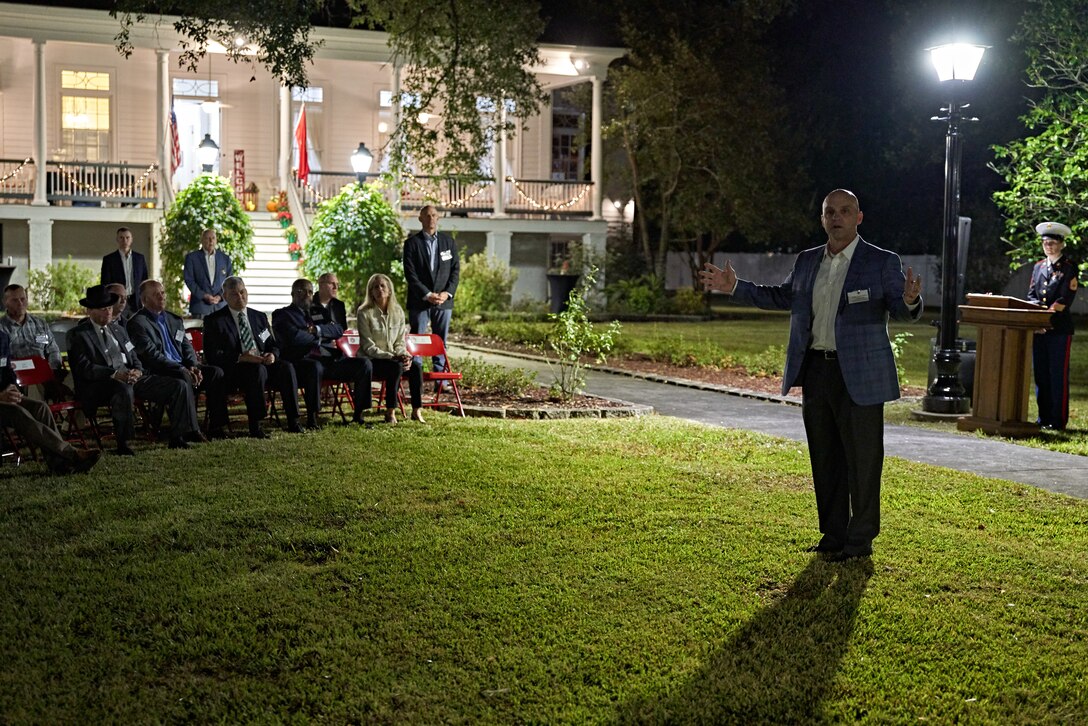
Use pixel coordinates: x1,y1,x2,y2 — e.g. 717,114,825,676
451,345,1088,500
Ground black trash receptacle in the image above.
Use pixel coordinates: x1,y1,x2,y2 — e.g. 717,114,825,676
547,274,580,314
926,338,976,399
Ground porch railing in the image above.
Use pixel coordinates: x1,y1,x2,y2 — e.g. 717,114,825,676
293,171,593,217
0,159,159,206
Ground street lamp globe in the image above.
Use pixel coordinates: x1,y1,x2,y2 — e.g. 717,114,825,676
929,43,986,82
197,133,219,172
350,142,374,181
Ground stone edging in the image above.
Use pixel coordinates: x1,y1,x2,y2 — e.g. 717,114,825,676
452,341,804,408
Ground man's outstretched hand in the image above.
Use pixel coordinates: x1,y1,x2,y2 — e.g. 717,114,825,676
699,260,737,295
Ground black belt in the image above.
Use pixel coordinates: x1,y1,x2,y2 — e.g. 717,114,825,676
809,349,837,359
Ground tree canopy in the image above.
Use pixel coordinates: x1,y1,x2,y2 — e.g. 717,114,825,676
112,0,546,178
992,0,1088,267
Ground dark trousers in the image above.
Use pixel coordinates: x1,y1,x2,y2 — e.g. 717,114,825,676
371,358,423,409
158,364,227,429
1033,332,1072,430
292,355,373,419
0,398,77,471
81,373,197,443
222,360,300,431
409,306,452,371
801,353,884,554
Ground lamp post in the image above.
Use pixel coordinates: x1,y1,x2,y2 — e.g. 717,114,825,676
922,42,987,415
197,133,219,173
350,142,374,183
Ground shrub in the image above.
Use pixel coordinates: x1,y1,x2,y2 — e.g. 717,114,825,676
459,356,537,396
891,331,913,385
454,251,518,316
736,345,785,378
26,257,98,314
643,336,735,368
669,287,708,315
302,181,404,312
605,274,669,315
161,174,254,311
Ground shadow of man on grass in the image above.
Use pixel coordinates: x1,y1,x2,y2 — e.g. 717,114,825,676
618,557,873,724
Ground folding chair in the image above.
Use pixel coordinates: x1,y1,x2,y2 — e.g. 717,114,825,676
405,334,464,417
11,356,93,446
339,332,407,418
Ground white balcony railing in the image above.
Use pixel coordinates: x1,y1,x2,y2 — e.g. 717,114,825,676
0,158,159,207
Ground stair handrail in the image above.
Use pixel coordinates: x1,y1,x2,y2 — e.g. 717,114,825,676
284,181,309,249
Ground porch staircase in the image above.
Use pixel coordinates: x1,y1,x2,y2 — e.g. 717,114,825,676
241,212,300,313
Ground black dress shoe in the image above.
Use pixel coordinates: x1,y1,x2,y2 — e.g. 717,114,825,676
207,427,230,440
285,421,307,434
248,427,270,439
71,449,102,473
116,443,136,456
168,437,191,449
805,544,843,554
185,431,210,444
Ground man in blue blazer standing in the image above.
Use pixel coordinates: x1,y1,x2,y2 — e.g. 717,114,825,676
183,228,233,318
403,205,459,373
100,227,148,314
700,189,923,561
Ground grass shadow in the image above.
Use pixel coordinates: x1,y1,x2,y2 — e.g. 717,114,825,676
618,557,872,724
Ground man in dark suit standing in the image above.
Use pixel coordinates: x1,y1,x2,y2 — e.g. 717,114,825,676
202,276,305,437
700,189,924,562
273,278,372,427
128,279,228,435
313,272,348,329
100,227,148,314
67,285,204,455
183,228,233,318
403,205,459,374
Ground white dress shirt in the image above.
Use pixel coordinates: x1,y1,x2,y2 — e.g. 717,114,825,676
810,236,859,351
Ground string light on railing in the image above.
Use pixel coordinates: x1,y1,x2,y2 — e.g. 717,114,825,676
401,171,492,208
54,162,158,197
0,157,33,184
292,169,327,204
507,176,591,211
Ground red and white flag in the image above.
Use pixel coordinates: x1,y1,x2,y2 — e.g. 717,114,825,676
294,102,309,183
169,107,181,174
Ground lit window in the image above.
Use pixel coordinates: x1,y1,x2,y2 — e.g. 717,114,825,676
173,78,219,98
292,87,323,103
61,70,110,92
60,69,111,161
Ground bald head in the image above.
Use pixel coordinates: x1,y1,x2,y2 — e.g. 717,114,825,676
821,189,863,251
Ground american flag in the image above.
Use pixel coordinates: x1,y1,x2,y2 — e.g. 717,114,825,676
169,108,181,174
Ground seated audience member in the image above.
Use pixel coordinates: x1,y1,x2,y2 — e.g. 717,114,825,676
106,282,134,325
273,278,372,427
66,285,204,455
312,272,348,329
0,284,68,399
357,273,424,424
127,280,228,435
0,328,100,474
202,276,305,437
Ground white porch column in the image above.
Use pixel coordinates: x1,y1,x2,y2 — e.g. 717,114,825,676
590,75,603,220
493,103,507,217
32,39,47,207
391,64,402,212
278,85,291,189
582,231,606,285
156,49,170,209
485,230,512,266
28,219,53,271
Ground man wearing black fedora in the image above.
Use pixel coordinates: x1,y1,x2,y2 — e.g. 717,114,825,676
67,285,204,455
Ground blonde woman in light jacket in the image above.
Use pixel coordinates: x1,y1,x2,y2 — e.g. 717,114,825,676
357,273,425,424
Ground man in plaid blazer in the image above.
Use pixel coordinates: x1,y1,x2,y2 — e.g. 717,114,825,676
700,189,923,561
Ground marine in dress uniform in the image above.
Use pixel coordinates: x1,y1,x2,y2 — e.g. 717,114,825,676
1027,221,1080,430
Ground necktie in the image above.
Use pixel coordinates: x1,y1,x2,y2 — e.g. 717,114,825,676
430,236,439,276
102,327,124,369
238,311,256,352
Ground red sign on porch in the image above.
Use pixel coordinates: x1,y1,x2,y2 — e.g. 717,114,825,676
232,150,245,195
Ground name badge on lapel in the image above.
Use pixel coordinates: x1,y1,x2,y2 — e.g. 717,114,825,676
124,340,135,352
312,314,325,323
174,329,186,343
258,328,271,343
35,334,50,345
440,250,453,262
847,289,870,304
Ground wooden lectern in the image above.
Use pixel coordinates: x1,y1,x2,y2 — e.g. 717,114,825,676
956,294,1052,437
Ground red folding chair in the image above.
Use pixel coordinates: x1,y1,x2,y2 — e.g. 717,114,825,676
405,334,464,417
185,329,204,362
11,356,94,446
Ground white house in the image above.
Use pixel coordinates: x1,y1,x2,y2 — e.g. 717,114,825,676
0,2,624,308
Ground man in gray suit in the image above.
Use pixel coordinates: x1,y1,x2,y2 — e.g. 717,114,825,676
183,228,233,318
700,189,923,561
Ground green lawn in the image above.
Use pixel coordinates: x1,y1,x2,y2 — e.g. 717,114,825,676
2,417,1086,723
462,311,1088,453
